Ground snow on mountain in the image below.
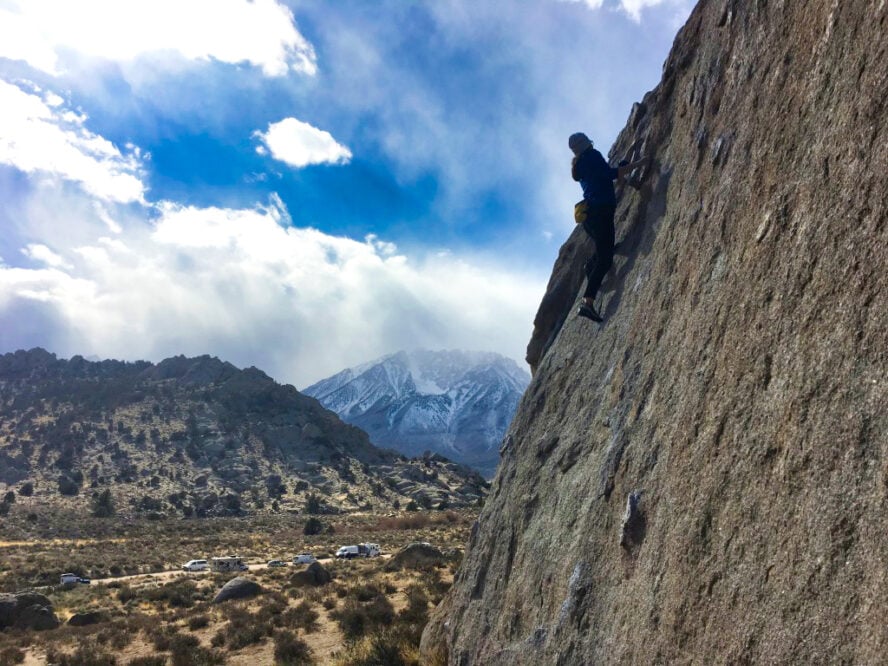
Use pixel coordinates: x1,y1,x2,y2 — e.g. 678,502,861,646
303,350,530,478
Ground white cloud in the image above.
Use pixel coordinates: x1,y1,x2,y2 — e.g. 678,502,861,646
0,80,146,203
0,0,316,77
0,192,542,385
21,244,71,269
564,0,605,9
256,117,352,168
559,0,689,21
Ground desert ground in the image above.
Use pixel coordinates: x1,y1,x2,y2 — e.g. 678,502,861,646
0,506,474,665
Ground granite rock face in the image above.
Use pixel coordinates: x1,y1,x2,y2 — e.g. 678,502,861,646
423,1,887,664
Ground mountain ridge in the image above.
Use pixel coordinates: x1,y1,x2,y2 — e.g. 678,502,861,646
0,348,488,518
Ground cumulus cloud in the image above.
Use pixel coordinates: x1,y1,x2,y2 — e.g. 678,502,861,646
0,0,316,77
0,191,541,385
256,118,353,168
21,244,71,269
0,80,146,203
563,0,688,21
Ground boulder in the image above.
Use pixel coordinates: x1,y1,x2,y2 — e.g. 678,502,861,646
386,542,454,571
67,610,108,626
290,562,331,587
0,592,60,631
212,577,262,604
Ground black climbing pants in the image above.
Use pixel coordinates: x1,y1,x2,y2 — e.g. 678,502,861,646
581,203,616,301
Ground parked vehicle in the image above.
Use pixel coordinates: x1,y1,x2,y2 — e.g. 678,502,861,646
211,556,248,572
78,577,91,584
335,543,381,559
336,545,359,559
182,559,209,572
60,573,90,585
294,553,316,564
267,560,287,568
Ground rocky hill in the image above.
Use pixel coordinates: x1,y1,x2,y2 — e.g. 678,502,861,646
304,350,530,478
0,349,487,518
423,1,887,664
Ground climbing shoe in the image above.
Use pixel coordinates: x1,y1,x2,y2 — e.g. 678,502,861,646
577,303,603,323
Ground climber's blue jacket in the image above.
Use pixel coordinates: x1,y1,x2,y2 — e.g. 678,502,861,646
572,147,618,207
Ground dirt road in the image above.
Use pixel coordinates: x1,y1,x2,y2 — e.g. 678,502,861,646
91,554,389,587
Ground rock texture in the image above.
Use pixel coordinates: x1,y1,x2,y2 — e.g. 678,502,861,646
0,592,59,631
290,562,332,587
423,1,887,664
67,610,108,626
386,542,456,571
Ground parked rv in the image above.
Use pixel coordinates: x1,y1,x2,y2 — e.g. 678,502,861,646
335,543,380,559
211,556,248,572
294,553,316,564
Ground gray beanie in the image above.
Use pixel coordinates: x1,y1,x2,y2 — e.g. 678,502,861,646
568,132,593,156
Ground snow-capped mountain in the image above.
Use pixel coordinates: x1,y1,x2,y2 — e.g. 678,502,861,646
303,350,530,478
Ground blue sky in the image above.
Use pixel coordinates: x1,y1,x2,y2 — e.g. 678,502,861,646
0,0,694,386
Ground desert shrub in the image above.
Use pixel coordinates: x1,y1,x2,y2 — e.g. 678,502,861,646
331,595,395,641
187,614,210,631
149,625,180,651
273,630,314,665
127,657,167,666
383,581,397,595
253,592,287,627
58,475,80,496
303,517,323,535
222,607,273,650
92,488,115,517
331,600,367,641
18,482,33,497
0,646,25,666
321,596,337,610
210,630,226,648
45,644,117,666
227,622,267,650
96,623,134,650
281,600,318,632
349,583,382,603
117,585,137,603
305,494,322,515
168,633,224,666
364,595,395,627
422,568,451,603
144,580,199,608
398,585,429,626
335,628,420,666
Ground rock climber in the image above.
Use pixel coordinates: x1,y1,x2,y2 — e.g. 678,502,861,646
569,132,647,322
